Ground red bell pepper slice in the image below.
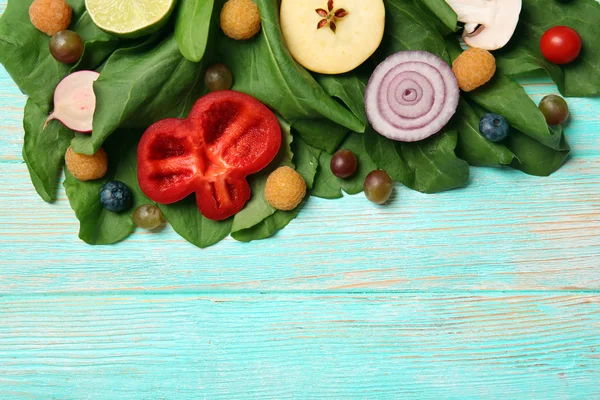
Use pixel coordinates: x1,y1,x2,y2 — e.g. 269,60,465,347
137,91,282,220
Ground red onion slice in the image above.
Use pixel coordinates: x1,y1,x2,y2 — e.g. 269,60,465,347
365,51,460,142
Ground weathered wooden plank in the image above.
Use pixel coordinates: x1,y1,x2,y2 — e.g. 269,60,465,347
1,156,599,293
0,294,598,399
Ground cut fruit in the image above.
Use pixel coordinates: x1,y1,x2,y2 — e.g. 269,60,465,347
85,0,176,38
280,0,385,74
46,70,100,133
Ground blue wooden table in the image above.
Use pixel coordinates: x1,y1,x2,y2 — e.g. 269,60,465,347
1,2,600,398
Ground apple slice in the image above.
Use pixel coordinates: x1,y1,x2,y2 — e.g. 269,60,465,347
280,0,385,74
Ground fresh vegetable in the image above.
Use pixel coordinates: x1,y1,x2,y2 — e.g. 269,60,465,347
311,135,375,201
364,170,393,205
99,180,134,213
64,129,156,245
219,0,365,133
401,129,470,194
45,70,99,132
540,26,582,65
133,204,164,230
493,0,599,97
85,0,176,38
539,95,570,126
280,0,385,74
507,127,570,177
49,30,84,64
175,0,215,62
3,0,600,248
417,0,458,34
65,146,108,181
230,117,294,234
444,0,522,50
446,37,563,151
365,50,459,142
23,99,75,202
479,113,509,142
71,35,206,156
264,166,307,211
220,0,261,40
452,47,496,92
205,63,233,92
29,0,72,36
159,198,233,248
137,90,282,221
330,149,358,179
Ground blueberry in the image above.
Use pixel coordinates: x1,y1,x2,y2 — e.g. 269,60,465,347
99,180,133,212
479,113,509,142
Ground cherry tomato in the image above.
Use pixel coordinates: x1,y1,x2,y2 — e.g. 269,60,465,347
540,26,582,65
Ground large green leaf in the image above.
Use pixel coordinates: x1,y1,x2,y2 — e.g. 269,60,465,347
416,0,458,33
315,70,369,126
71,35,207,155
64,130,153,245
70,8,120,72
159,198,233,249
495,0,600,97
292,136,321,190
401,129,470,194
380,0,450,62
467,74,561,150
312,132,378,199
507,127,570,177
218,0,364,133
22,99,74,202
231,206,302,242
175,0,214,62
292,119,349,154
455,99,516,167
363,127,414,185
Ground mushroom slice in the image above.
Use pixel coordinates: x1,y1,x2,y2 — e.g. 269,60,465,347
445,0,522,50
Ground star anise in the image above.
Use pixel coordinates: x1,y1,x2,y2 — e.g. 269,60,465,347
316,0,348,33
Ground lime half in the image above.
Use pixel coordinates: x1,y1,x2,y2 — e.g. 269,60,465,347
85,0,176,38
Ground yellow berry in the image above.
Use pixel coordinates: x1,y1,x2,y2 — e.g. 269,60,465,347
452,47,496,92
264,166,306,211
220,0,261,40
65,146,108,182
29,0,72,36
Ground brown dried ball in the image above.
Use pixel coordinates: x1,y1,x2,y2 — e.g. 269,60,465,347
220,0,261,40
264,166,306,211
65,146,108,182
452,47,496,92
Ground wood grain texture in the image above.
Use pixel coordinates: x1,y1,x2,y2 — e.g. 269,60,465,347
1,294,599,399
1,0,600,397
2,158,600,294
